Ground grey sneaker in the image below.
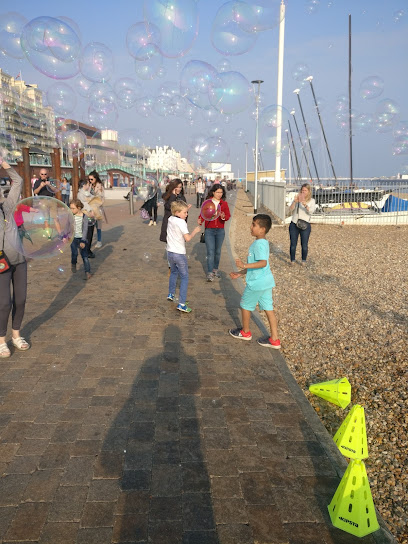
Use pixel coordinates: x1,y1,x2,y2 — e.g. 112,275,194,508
206,273,214,282
95,241,102,248
212,270,221,278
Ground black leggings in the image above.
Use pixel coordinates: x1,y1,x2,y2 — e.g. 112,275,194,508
149,206,158,222
0,262,28,336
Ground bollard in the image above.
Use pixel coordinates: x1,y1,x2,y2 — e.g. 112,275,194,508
129,191,134,215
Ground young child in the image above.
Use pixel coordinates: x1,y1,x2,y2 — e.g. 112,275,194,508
229,214,281,349
69,199,93,280
167,200,201,313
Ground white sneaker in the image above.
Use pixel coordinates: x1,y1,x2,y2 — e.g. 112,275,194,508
95,241,102,248
153,221,157,226
148,220,153,226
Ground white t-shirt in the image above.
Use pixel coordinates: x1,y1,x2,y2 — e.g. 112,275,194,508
166,215,189,254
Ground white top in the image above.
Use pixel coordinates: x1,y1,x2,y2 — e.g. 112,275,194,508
166,215,189,254
74,214,83,238
291,198,316,223
196,180,205,193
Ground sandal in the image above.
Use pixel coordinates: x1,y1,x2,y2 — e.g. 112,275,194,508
0,343,11,358
11,337,30,351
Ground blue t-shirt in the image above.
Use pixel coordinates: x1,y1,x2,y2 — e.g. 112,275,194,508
246,238,275,291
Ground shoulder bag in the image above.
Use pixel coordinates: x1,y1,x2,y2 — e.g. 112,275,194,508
296,202,309,230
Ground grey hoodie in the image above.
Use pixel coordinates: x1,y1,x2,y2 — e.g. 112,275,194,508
0,166,25,265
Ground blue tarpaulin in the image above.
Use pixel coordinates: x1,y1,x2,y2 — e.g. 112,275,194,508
381,195,408,212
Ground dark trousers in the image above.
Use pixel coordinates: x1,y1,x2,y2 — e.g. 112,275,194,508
149,206,158,222
0,261,27,336
196,193,204,208
87,223,95,255
71,238,91,273
289,221,311,262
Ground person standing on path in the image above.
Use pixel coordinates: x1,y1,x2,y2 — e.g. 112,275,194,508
195,176,205,208
0,160,30,358
159,179,190,243
198,183,231,282
60,176,71,206
229,214,281,349
288,183,316,265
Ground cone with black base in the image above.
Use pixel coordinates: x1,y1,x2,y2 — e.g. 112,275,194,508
328,459,380,537
333,404,368,460
309,377,351,408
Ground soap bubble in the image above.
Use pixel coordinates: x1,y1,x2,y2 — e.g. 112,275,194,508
260,105,291,155
200,199,221,221
359,76,384,100
126,21,161,60
235,128,245,140
88,100,118,129
208,125,224,138
202,106,219,124
0,12,27,59
20,16,80,79
170,95,186,117
393,121,408,140
211,1,258,56
180,60,218,109
201,136,230,165
153,95,171,117
374,99,399,132
292,62,310,83
134,44,163,80
88,81,116,105
80,42,114,83
11,197,74,259
250,0,285,31
135,96,153,117
305,0,320,15
393,10,405,23
133,174,158,200
114,77,142,109
75,75,92,98
46,82,77,117
143,0,198,58
355,113,374,133
58,129,87,157
217,58,231,73
209,71,252,115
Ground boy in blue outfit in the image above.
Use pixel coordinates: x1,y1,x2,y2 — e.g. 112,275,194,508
229,214,281,349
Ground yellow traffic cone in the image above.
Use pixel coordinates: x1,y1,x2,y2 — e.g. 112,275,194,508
333,404,368,460
328,459,380,537
309,377,351,409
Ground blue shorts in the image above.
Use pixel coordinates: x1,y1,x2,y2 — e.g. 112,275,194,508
240,286,274,312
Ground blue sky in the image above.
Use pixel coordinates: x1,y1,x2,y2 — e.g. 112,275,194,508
1,0,407,178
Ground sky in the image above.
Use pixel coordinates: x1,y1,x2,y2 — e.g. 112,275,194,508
1,0,407,179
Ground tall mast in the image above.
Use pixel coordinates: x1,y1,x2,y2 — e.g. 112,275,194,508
349,14,353,185
274,0,286,183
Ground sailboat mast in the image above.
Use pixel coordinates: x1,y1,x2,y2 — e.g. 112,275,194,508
274,0,286,183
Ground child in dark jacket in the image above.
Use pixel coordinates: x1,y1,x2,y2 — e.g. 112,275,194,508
69,199,93,280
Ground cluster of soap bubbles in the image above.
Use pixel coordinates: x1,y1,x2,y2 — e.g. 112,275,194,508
189,133,230,168
132,174,159,201
211,1,283,56
10,197,74,260
392,121,408,156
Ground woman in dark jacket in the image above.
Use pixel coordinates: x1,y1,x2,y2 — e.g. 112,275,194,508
159,179,189,243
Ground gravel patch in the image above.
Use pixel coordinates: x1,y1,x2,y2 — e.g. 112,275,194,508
231,188,408,544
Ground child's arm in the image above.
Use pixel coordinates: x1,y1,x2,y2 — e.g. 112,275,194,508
184,225,201,242
235,257,267,270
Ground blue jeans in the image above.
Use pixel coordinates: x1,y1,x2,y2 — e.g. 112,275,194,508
167,252,189,305
205,228,225,274
71,238,91,273
289,221,311,262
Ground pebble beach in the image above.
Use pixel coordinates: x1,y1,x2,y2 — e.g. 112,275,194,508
231,188,408,543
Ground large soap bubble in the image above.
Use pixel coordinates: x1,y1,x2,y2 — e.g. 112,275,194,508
46,82,77,117
80,42,114,83
200,199,221,221
126,21,161,60
58,129,87,157
11,197,74,259
143,0,198,58
359,76,384,100
209,71,252,115
292,62,310,84
260,105,291,155
135,96,153,117
180,60,218,109
133,174,158,200
201,136,230,165
20,16,80,79
0,12,27,59
88,100,118,129
211,1,258,56
75,75,93,98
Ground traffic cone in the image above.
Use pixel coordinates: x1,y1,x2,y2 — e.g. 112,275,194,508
309,377,351,409
333,404,368,460
328,459,380,537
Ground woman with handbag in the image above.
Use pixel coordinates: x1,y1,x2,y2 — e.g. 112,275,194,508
288,183,316,265
0,159,30,358
159,179,189,243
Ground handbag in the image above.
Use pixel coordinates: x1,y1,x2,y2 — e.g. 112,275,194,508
0,206,11,273
140,208,150,220
200,232,205,243
296,203,309,230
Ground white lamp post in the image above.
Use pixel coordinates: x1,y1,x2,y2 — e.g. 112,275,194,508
245,142,248,192
251,79,264,214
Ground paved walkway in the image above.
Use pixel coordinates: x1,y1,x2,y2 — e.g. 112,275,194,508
0,193,395,544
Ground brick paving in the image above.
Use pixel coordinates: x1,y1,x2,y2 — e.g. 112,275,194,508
0,193,395,544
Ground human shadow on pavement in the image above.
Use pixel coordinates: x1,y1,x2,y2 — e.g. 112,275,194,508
21,226,124,339
100,324,219,544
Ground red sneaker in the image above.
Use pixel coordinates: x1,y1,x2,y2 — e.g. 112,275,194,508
257,337,281,349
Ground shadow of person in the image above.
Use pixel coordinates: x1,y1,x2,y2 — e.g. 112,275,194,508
189,240,207,275
210,273,244,331
21,226,124,340
98,324,219,544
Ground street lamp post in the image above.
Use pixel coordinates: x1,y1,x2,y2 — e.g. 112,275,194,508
245,142,248,192
251,79,264,214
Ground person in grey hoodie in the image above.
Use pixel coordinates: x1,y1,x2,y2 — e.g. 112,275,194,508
0,160,30,358
77,179,96,258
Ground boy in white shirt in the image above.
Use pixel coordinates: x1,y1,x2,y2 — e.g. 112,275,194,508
167,201,201,313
